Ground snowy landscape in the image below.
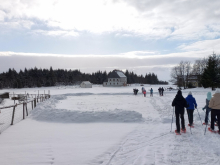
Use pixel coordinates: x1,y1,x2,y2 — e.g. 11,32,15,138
0,85,220,165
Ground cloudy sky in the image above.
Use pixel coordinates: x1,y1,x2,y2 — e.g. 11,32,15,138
0,0,220,81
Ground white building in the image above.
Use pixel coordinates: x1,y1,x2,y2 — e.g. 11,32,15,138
103,70,127,87
80,81,92,88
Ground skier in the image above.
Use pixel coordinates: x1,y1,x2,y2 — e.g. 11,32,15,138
172,90,188,135
202,92,212,125
161,87,164,96
150,88,153,97
185,91,197,127
208,89,220,134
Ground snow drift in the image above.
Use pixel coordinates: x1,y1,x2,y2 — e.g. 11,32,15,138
31,95,143,123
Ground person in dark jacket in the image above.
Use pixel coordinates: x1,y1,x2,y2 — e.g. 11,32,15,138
172,90,188,134
185,91,197,127
158,87,161,96
202,92,212,125
161,87,164,96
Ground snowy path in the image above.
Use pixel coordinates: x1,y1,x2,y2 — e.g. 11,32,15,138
0,86,220,165
96,94,220,165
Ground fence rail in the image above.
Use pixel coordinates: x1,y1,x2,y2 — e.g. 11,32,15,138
0,93,50,134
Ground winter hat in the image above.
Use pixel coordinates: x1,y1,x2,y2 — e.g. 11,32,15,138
177,90,182,95
207,92,212,101
215,89,220,94
188,91,192,95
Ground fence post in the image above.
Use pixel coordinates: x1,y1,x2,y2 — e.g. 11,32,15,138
31,101,33,110
34,99,36,107
13,92,15,104
26,103,28,116
23,103,25,119
11,105,16,125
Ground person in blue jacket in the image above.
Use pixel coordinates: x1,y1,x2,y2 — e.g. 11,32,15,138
185,91,197,127
202,92,212,125
150,88,153,97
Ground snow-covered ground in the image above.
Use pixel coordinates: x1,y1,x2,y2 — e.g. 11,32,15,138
0,85,220,165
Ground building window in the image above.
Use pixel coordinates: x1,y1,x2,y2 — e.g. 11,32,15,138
117,83,118,85
106,83,107,85
113,79,115,81
110,79,111,81
117,79,119,81
114,83,115,85
110,83,111,85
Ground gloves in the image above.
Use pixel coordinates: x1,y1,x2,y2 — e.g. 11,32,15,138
202,108,205,110
195,106,197,109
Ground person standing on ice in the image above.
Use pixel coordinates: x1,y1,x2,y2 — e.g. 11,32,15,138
172,90,188,134
208,89,220,134
185,91,197,127
202,92,212,125
150,88,153,97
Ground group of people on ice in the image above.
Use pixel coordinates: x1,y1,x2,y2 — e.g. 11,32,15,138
172,89,220,135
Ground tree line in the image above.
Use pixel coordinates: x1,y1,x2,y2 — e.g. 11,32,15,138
170,52,220,90
0,67,168,89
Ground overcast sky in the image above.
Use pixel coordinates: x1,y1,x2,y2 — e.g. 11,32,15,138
1,0,220,81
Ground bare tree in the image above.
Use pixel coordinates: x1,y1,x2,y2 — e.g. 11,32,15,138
191,58,207,86
170,61,192,88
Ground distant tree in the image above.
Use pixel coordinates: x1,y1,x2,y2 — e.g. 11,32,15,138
201,53,220,90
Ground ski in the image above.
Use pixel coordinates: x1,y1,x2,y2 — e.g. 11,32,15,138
181,128,186,133
203,123,210,126
208,127,216,133
188,124,194,128
175,130,181,135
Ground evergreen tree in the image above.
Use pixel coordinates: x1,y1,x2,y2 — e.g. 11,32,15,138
201,53,220,90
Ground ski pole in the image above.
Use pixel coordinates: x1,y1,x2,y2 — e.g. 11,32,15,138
204,109,210,135
170,107,174,132
204,123,208,135
197,108,203,126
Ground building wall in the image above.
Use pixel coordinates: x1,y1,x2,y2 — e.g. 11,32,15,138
80,83,92,88
103,78,127,87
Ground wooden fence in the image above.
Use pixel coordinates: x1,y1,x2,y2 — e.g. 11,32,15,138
0,93,50,134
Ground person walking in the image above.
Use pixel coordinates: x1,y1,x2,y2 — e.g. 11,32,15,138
150,88,153,97
185,91,197,127
158,87,161,96
141,87,145,94
172,90,188,135
202,92,212,125
208,89,220,134
143,89,146,97
161,87,164,96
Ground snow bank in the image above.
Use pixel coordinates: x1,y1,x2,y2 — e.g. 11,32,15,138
31,95,143,123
